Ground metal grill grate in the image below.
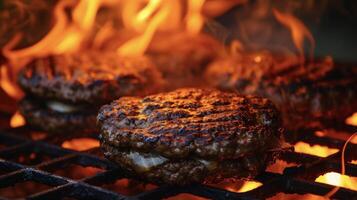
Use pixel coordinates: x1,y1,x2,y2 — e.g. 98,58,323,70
0,122,356,199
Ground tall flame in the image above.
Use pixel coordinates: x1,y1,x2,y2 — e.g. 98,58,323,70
118,0,207,56
186,0,205,35
118,1,173,56
273,8,315,65
4,0,101,60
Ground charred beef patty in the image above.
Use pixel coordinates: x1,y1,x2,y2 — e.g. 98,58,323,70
206,53,357,130
98,88,287,185
18,51,163,133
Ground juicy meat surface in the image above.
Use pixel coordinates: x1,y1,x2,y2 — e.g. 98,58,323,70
98,88,283,159
206,53,357,130
18,51,163,105
98,88,287,185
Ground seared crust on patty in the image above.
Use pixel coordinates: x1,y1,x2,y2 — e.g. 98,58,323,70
98,88,283,159
206,54,357,130
18,51,163,105
19,97,97,133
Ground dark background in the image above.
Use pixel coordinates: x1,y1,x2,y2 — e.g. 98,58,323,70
212,0,357,62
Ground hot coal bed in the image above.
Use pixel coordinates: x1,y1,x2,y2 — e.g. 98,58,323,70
1,1,357,200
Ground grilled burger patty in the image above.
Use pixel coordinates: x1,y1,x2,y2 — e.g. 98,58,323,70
18,51,163,133
98,88,286,185
18,51,163,104
206,53,357,130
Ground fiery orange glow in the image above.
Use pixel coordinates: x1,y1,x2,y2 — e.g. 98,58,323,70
268,193,325,200
267,160,297,174
62,138,100,151
346,112,357,126
102,179,157,196
273,8,315,65
30,131,47,141
203,0,247,17
294,142,339,157
1,0,108,99
118,0,210,56
10,111,25,128
118,1,173,56
186,0,206,35
226,181,262,193
0,65,24,100
314,130,357,144
166,193,208,200
210,180,262,193
4,0,101,59
316,172,357,191
1,0,213,97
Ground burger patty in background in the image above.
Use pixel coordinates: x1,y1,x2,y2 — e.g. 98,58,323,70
205,52,357,130
18,51,163,133
98,88,289,185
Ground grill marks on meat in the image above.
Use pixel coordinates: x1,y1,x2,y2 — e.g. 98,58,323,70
98,88,286,185
18,51,163,105
98,88,283,159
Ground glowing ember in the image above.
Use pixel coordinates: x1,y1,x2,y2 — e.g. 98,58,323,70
210,180,262,193
294,142,339,157
268,193,325,200
315,172,357,191
102,179,157,196
273,8,315,64
166,193,208,200
346,112,357,126
62,138,100,151
30,131,47,141
10,111,25,128
314,130,357,144
227,181,262,193
267,160,297,174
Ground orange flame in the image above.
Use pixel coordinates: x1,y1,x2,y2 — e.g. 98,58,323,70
118,0,207,56
62,138,100,151
4,0,101,60
186,0,205,35
0,65,24,100
273,8,315,65
118,1,173,56
1,0,107,99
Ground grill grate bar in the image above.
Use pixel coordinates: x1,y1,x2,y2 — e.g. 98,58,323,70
0,126,356,199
